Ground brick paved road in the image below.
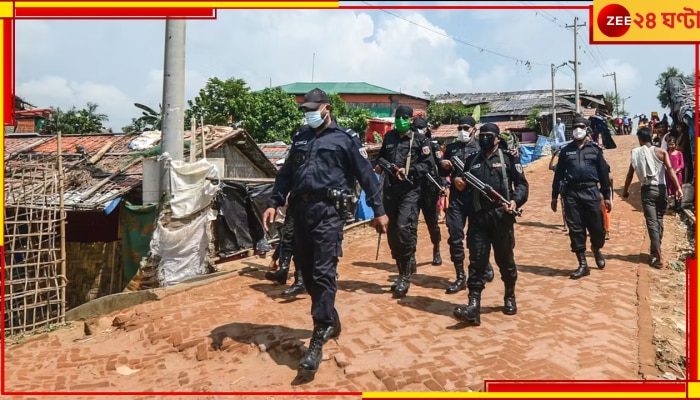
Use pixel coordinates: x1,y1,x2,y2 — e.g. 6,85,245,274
4,136,656,396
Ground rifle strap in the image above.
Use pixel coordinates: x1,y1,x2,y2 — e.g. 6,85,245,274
404,130,415,179
498,149,510,202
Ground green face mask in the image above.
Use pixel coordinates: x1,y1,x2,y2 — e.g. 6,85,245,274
395,117,411,133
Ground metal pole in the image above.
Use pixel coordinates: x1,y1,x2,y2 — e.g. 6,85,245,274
56,130,67,323
312,52,315,82
604,72,619,115
567,17,586,115
160,19,186,201
551,64,556,137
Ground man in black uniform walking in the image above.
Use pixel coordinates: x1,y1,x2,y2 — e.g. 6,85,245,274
263,88,388,379
551,116,611,279
374,105,434,298
438,116,494,294
412,117,443,266
452,123,529,326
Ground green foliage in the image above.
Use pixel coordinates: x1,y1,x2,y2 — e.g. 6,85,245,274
526,106,542,131
655,66,694,109
185,77,252,126
122,103,162,133
242,87,304,144
426,102,489,127
43,102,109,135
328,93,373,136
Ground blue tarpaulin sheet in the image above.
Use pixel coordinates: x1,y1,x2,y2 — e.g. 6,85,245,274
355,173,382,221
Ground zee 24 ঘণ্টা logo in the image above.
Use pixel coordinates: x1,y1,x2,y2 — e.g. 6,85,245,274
597,2,700,39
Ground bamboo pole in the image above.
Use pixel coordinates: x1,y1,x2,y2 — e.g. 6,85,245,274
190,117,196,163
56,130,67,323
201,117,206,159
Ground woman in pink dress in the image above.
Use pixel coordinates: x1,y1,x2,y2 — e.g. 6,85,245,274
666,137,684,202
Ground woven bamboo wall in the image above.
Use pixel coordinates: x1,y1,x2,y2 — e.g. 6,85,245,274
65,241,122,310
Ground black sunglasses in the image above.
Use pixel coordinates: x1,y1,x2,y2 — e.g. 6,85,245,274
457,125,473,131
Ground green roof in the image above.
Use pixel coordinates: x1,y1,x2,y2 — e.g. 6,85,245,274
277,82,401,95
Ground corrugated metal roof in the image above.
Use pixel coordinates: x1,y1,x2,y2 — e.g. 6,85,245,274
432,120,529,139
278,82,400,95
434,89,583,117
258,142,291,168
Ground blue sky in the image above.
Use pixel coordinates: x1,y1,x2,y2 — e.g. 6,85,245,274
15,1,696,131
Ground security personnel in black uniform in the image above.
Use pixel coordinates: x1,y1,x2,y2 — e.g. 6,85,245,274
452,123,529,326
263,88,388,379
264,202,306,296
412,117,443,266
438,116,494,295
551,116,611,279
374,105,435,299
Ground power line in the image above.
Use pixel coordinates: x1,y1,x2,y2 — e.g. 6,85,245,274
360,1,550,69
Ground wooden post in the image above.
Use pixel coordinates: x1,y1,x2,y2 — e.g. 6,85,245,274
56,130,67,323
190,117,196,163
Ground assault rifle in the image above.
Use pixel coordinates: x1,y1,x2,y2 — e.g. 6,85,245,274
425,173,446,195
376,159,413,185
451,156,522,217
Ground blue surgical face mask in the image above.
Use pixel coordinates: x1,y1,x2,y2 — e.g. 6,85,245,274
305,110,325,128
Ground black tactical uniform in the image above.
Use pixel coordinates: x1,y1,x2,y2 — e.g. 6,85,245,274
453,123,529,326
413,117,443,266
552,117,610,279
265,202,305,296
438,116,494,295
268,88,385,378
375,105,435,298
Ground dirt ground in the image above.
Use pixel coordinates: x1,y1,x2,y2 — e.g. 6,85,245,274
650,209,693,380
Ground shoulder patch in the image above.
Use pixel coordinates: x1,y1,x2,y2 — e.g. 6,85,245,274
422,146,431,155
515,163,523,173
436,151,443,159
343,128,359,138
359,147,368,159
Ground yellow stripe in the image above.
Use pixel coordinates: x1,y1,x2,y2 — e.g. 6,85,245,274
0,2,12,17
362,392,687,399
15,1,338,8
689,382,700,398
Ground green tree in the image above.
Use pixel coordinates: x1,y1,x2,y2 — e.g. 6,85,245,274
526,106,542,131
655,66,694,109
328,93,373,137
43,102,109,135
122,103,162,133
603,91,621,116
185,77,252,126
243,87,303,143
426,102,487,127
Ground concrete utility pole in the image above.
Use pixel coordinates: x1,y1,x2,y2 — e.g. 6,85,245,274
160,19,186,201
566,17,586,115
603,72,619,115
550,62,567,137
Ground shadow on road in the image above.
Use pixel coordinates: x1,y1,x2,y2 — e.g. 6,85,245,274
396,295,503,320
248,282,307,303
337,279,387,295
614,181,642,213
209,322,311,371
351,261,395,273
518,221,565,230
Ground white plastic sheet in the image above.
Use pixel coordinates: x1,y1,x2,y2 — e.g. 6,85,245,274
128,130,162,150
169,159,220,219
153,207,217,287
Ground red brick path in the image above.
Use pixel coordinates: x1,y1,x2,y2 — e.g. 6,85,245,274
4,136,656,397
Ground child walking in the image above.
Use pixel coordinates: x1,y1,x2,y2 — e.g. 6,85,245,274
666,137,684,208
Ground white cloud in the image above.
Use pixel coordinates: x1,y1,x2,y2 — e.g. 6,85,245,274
17,76,133,130
15,21,51,60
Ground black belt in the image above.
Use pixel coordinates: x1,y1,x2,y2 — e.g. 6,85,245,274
298,192,328,202
567,182,598,190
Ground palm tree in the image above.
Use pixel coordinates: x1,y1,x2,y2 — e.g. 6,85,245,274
134,103,163,131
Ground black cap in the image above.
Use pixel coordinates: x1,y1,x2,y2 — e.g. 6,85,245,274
395,105,413,118
413,117,428,129
299,88,330,109
479,122,500,135
458,116,476,127
573,116,589,126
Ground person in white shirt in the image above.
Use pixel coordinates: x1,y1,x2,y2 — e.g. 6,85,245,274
555,118,567,144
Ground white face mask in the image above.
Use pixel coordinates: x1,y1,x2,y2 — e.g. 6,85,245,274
572,127,587,140
457,129,471,142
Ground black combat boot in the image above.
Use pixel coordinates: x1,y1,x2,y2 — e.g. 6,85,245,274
393,259,412,299
503,283,517,315
410,254,417,275
390,260,402,292
265,256,290,284
592,248,606,269
282,268,305,296
298,326,326,379
485,263,495,282
446,263,466,294
320,318,342,342
432,244,442,266
453,289,481,325
570,251,590,279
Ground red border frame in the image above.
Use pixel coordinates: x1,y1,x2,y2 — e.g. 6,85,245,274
2,1,698,397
